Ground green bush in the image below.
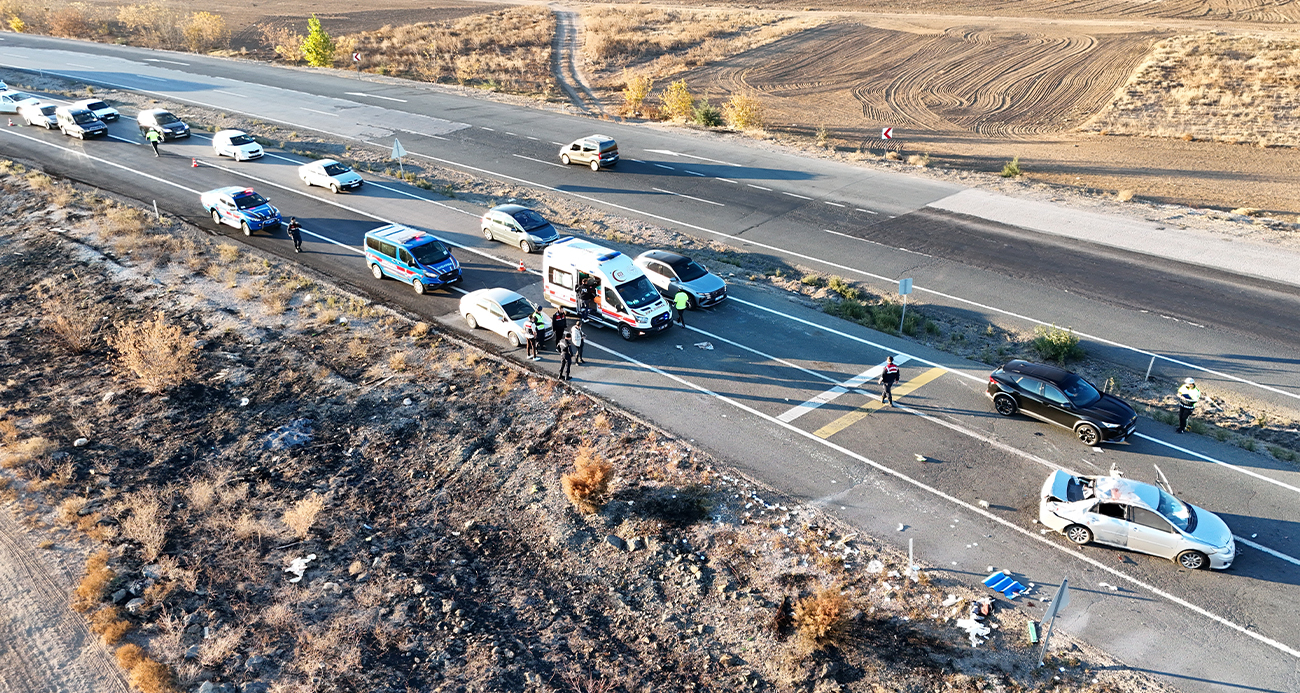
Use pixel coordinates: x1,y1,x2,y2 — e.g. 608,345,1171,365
1188,419,1209,435
801,275,827,288
1031,325,1084,365
827,276,863,301
1000,156,1022,178
1240,436,1257,452
692,100,724,127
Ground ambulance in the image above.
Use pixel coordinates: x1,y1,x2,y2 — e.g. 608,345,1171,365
542,238,674,340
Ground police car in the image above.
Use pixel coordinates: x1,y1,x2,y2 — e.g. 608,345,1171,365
200,187,282,236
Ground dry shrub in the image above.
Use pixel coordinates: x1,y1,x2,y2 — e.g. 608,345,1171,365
215,244,241,264
660,79,695,121
723,92,764,130
1117,189,1135,202
115,643,146,671
561,445,614,514
793,587,849,647
117,3,185,49
346,338,369,360
0,436,55,470
89,606,132,645
621,70,654,117
260,23,304,62
102,204,147,236
119,490,168,561
410,322,430,338
59,496,89,524
593,412,612,433
282,493,325,539
73,550,115,612
128,658,175,693
49,4,96,38
183,11,229,53
184,480,216,511
198,626,245,667
388,351,411,372
41,293,98,353
261,286,294,315
108,312,197,393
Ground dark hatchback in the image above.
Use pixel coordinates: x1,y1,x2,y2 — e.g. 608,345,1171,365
986,360,1137,446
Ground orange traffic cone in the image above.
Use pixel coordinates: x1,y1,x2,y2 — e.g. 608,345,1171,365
7,118,13,126
517,260,526,272
191,158,198,168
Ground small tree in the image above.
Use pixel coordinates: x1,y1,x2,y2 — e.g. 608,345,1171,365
723,92,764,130
692,99,724,127
260,23,304,62
183,11,229,53
660,79,695,121
1000,156,1023,177
300,14,335,68
621,70,653,117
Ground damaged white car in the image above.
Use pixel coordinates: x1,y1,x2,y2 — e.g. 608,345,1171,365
1039,469,1235,570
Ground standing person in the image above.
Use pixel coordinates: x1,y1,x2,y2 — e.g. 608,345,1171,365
552,307,569,352
287,217,303,253
523,311,539,361
673,289,690,327
1175,377,1201,433
880,356,900,407
578,279,596,319
558,335,573,381
570,321,585,365
145,128,162,157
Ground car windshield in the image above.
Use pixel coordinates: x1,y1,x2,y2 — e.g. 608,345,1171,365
410,240,450,265
39,106,57,115
228,134,256,145
1156,489,1196,533
1060,375,1102,407
617,276,661,310
599,141,618,153
72,112,97,125
499,297,536,321
510,209,550,231
673,259,709,282
323,163,351,176
12,93,37,103
83,101,108,111
154,112,180,125
234,193,268,209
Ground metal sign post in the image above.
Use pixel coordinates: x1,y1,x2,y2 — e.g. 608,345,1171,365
1037,578,1071,667
898,278,913,334
391,138,407,176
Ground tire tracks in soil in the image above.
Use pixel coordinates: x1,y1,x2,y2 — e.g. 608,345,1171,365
550,5,606,116
0,508,130,693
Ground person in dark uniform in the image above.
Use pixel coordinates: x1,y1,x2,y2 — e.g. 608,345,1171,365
880,356,900,407
287,217,303,253
552,307,569,352
558,335,574,381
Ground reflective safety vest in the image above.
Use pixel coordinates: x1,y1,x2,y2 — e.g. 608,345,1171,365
674,291,689,310
1177,383,1201,408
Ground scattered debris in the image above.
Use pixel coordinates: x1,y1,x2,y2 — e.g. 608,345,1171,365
284,554,318,583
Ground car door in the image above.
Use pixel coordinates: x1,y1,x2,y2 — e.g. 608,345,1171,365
1012,375,1050,419
496,214,520,245
1086,502,1130,547
217,197,237,226
1127,507,1183,559
643,261,671,292
0,94,15,114
1039,383,1079,427
484,301,511,338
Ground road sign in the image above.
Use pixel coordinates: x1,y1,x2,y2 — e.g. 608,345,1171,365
882,127,893,139
352,52,361,63
391,139,406,159
898,278,913,295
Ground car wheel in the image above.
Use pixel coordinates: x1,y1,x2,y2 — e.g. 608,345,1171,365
465,313,478,330
1176,550,1208,570
993,393,1018,416
330,184,340,194
560,154,570,165
241,221,252,237
412,279,426,295
618,324,635,341
520,239,533,254
1075,423,1101,446
508,331,522,348
370,263,384,280
483,227,495,242
1064,525,1093,545
590,159,600,171
211,209,222,226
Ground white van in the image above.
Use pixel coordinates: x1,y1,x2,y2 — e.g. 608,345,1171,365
542,237,674,340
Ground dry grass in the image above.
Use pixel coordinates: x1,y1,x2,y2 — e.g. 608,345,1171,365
199,626,245,667
561,445,614,514
793,586,849,647
41,293,98,353
1090,32,1300,147
215,243,241,264
128,658,176,693
115,643,147,671
184,480,216,512
108,312,197,394
119,490,168,561
73,549,115,612
89,606,132,645
342,7,554,94
282,493,325,539
0,436,56,470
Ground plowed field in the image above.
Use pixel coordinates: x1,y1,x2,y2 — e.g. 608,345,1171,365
662,0,1300,23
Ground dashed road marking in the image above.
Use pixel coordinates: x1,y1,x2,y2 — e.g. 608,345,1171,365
652,188,724,207
824,201,845,207
301,108,337,117
716,178,738,184
655,164,674,170
686,170,705,176
783,192,812,200
748,184,771,191
344,91,407,103
513,153,566,168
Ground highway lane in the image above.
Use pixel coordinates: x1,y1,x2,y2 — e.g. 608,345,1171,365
3,35,1300,415
5,111,1299,693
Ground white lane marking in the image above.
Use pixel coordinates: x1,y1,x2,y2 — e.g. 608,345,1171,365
1235,536,1300,566
513,153,566,168
627,158,645,163
585,337,1300,660
137,75,166,82
108,135,140,145
505,132,518,136
552,141,566,146
748,184,771,191
526,136,538,141
1133,432,1300,494
212,90,242,98
143,58,188,65
65,62,95,68
823,228,933,259
344,91,406,103
654,164,674,170
479,126,495,131
651,187,724,207
643,148,742,167
301,108,338,117
395,127,448,141
777,358,910,422
824,201,845,207
783,192,812,200
716,178,738,184
857,208,878,214
686,170,705,177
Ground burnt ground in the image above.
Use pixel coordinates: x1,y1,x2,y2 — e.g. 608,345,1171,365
0,161,1176,693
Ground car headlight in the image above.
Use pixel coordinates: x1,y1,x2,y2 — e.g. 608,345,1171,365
1099,421,1121,428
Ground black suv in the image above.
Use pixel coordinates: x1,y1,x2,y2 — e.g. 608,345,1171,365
986,360,1137,446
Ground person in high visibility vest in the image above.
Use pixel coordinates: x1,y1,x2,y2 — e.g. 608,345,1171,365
145,128,162,157
673,290,690,327
880,356,900,406
1175,377,1201,433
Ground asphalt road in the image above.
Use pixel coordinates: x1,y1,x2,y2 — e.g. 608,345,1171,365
2,39,1299,693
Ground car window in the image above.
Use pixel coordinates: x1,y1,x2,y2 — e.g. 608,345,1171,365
1061,375,1102,407
1014,376,1042,395
1042,384,1068,405
228,134,256,145
675,260,709,282
154,112,180,125
40,106,57,116
398,248,414,265
378,242,397,258
73,112,97,125
616,276,660,310
323,163,350,176
549,267,574,290
510,209,548,231
83,101,109,111
569,143,581,151
499,298,535,321
599,141,617,153
1094,502,1125,520
1156,489,1195,533
646,261,669,278
1131,507,1173,532
234,193,268,210
603,286,626,312
582,143,596,152
488,305,506,320
410,240,450,265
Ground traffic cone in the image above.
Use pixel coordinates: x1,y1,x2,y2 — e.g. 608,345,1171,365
191,158,198,168
517,260,526,272
7,118,13,126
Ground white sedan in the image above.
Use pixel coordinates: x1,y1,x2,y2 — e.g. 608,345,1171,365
18,102,58,129
0,90,40,114
298,159,363,193
460,288,552,348
212,130,264,161
73,99,120,122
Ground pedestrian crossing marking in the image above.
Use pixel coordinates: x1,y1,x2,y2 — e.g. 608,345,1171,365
812,367,946,439
777,355,912,423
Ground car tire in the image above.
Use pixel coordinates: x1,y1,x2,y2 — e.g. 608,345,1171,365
483,227,494,242
465,313,478,330
1075,423,1101,446
590,159,600,171
561,154,570,165
520,240,533,254
241,221,252,237
211,209,222,226
370,263,384,280
330,184,340,194
993,393,1018,416
618,324,635,341
1176,550,1208,570
412,279,426,295
1064,525,1093,545
508,331,522,348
